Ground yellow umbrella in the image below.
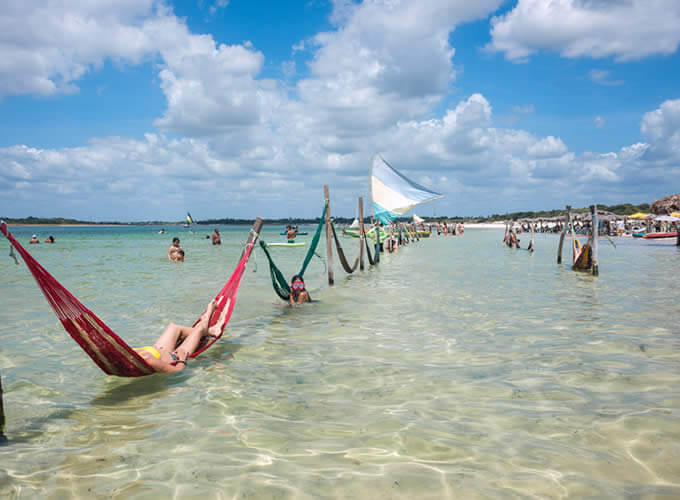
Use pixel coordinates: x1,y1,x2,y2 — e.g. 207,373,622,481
629,212,651,219
671,212,680,218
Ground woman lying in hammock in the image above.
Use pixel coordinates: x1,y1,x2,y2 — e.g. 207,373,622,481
135,299,228,372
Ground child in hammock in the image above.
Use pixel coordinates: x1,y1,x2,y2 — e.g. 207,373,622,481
289,275,311,305
135,299,228,372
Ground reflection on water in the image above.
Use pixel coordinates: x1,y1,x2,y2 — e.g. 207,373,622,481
0,226,679,498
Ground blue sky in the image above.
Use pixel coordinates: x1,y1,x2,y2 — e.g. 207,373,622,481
1,0,679,221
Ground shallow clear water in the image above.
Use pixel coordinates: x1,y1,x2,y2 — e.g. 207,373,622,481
1,225,679,498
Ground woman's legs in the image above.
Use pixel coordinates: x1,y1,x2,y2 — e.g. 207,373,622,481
173,301,230,360
154,300,217,360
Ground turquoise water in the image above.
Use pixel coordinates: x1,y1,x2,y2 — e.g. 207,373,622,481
1,225,679,498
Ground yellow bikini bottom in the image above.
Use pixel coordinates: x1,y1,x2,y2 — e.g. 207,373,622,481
137,346,161,359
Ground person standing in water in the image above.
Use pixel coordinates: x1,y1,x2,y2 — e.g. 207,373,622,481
29,235,39,244
286,225,297,243
168,237,185,261
212,228,221,245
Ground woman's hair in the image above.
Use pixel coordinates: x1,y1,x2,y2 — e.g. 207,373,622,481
291,274,304,284
173,237,180,244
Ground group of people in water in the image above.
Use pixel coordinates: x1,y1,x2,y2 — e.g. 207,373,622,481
165,230,310,307
167,229,222,262
155,228,308,371
29,235,54,244
435,222,464,236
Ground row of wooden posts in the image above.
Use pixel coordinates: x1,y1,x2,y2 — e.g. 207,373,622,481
323,184,416,285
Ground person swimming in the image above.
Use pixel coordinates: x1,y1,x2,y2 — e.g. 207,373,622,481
29,235,39,244
289,274,310,305
134,299,229,372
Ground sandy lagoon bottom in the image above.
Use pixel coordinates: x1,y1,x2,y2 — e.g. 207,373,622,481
0,225,679,498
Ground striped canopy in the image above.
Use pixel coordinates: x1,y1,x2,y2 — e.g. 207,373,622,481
370,154,442,224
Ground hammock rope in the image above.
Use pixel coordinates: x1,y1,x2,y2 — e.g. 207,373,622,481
330,222,360,273
1,221,258,377
259,240,292,301
259,201,328,300
364,230,377,265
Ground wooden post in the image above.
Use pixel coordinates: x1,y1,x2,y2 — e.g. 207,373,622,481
0,372,7,445
239,217,264,260
376,221,382,260
591,205,599,276
358,197,365,271
324,185,334,285
557,205,571,264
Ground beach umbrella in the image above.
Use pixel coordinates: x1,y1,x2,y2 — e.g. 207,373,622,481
671,212,680,218
629,212,652,219
653,215,680,222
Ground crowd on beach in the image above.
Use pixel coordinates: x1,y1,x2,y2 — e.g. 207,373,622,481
511,218,677,236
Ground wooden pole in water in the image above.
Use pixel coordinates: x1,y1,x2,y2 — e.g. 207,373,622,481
324,185,335,285
358,197,365,271
0,372,7,445
591,204,599,276
557,205,571,264
239,217,264,260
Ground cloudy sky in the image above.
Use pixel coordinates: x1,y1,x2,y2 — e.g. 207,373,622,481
1,0,679,221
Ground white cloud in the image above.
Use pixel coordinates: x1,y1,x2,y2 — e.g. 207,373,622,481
1,1,679,219
3,95,679,219
589,69,623,86
209,0,229,16
0,0,165,98
513,104,535,114
487,0,680,62
527,136,568,158
594,116,605,128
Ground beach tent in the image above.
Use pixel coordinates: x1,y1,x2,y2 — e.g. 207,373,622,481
654,215,680,222
413,214,424,224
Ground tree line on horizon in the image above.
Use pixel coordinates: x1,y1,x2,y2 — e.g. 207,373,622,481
1,203,651,226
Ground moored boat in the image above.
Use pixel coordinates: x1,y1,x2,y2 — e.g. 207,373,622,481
643,232,678,239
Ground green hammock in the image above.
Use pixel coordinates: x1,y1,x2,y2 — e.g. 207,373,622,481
260,201,328,300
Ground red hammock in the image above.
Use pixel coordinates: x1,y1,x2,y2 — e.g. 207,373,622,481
1,222,258,377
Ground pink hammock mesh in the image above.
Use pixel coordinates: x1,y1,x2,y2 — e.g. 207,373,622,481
1,222,257,377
